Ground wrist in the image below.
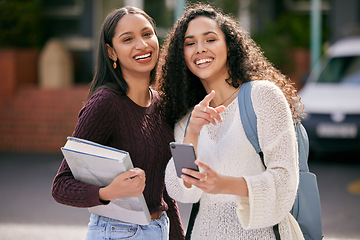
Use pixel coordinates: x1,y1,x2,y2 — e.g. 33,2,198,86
99,186,113,201
184,128,199,141
222,176,248,196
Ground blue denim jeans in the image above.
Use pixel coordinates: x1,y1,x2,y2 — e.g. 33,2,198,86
85,212,169,240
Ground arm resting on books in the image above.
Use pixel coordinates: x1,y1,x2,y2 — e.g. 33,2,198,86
52,159,147,206
52,159,108,207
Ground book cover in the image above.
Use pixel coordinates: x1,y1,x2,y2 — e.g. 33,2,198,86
61,137,151,225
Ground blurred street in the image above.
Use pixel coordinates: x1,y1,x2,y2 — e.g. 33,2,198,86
0,151,359,240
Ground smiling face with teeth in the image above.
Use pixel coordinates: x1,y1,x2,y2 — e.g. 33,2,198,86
106,14,159,80
184,16,229,85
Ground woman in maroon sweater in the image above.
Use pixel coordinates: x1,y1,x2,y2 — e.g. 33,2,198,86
51,6,184,240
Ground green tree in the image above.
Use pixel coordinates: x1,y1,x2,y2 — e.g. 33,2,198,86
0,0,44,48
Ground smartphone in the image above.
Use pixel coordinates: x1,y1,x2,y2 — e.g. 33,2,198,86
169,142,199,179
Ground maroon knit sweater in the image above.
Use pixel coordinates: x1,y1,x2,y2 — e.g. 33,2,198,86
52,88,184,239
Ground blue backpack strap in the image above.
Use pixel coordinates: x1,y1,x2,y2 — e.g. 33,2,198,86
184,113,191,137
238,81,262,155
239,82,310,172
295,123,310,172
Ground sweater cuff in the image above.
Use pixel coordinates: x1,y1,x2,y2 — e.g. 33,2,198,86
238,174,275,229
88,185,110,206
236,196,250,228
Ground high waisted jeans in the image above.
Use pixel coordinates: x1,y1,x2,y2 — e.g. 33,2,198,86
85,212,169,240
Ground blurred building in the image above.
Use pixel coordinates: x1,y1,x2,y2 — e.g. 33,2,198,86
0,0,359,153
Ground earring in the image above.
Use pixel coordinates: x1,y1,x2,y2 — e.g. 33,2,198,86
113,60,117,69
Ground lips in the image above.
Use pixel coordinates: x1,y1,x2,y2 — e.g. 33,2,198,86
134,52,151,60
194,57,213,67
132,50,156,64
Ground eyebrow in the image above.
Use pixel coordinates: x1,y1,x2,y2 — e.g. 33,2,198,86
184,31,218,40
118,27,152,38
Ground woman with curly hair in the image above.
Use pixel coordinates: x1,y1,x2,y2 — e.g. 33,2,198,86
158,3,305,240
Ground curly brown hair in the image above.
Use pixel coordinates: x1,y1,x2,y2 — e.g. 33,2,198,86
157,3,305,126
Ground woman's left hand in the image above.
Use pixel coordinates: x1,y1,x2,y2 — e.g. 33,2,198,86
181,160,249,196
181,160,226,194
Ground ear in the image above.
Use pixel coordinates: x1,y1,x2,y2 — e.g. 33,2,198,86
106,43,117,60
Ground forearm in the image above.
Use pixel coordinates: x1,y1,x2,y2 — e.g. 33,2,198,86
220,176,248,197
183,129,199,155
52,159,106,207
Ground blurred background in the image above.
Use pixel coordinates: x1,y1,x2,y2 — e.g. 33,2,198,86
0,0,359,239
0,0,358,153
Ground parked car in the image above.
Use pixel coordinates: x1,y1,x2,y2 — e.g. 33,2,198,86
299,36,360,153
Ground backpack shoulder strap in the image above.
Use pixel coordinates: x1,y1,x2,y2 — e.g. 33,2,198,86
238,81,261,154
238,82,309,172
295,123,310,172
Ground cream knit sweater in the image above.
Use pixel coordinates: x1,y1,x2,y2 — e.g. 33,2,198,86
165,80,304,239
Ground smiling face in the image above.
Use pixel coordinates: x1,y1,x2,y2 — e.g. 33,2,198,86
184,16,229,84
107,14,159,79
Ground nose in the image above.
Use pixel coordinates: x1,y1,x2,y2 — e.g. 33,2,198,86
196,42,207,54
136,37,148,50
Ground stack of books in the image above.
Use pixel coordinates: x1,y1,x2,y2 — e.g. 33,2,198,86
61,137,151,225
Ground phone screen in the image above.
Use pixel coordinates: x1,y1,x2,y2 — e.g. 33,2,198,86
170,142,199,179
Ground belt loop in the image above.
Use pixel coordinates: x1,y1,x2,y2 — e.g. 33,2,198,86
92,214,100,225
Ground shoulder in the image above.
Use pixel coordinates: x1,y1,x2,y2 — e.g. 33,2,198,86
79,88,120,117
249,80,292,123
88,88,119,105
251,80,283,96
250,80,287,106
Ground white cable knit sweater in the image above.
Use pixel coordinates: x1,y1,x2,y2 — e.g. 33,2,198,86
165,80,303,239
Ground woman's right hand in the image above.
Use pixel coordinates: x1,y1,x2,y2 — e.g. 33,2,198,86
99,168,146,201
187,91,225,136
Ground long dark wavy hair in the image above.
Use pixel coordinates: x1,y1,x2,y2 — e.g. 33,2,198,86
157,3,305,126
88,6,157,99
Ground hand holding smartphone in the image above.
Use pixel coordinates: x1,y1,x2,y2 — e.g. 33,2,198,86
169,142,199,179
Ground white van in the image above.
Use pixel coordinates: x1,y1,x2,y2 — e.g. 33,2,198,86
299,36,360,152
